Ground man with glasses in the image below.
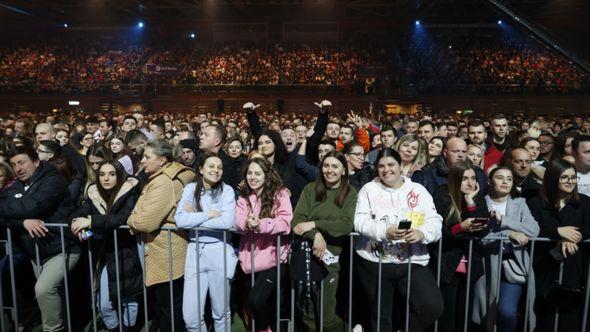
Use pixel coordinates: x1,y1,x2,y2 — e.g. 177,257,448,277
505,148,541,200
35,123,86,185
538,133,555,166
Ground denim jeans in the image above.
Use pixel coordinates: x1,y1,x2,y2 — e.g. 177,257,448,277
497,281,523,332
99,265,139,329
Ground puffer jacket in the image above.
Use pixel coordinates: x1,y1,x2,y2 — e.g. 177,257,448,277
127,162,196,286
70,177,142,301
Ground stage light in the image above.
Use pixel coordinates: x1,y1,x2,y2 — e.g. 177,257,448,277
190,33,195,39
415,20,421,26
448,45,452,49
497,20,503,25
63,23,68,28
137,21,144,28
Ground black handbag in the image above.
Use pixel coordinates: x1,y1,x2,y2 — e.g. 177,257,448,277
545,283,584,311
289,237,327,282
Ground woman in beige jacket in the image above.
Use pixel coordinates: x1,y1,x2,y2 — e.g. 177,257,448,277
127,139,195,332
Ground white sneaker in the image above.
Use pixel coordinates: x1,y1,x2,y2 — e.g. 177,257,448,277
352,324,364,332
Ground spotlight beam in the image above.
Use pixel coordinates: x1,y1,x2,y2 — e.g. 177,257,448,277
486,0,590,73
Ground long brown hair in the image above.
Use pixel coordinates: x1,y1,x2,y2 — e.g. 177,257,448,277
97,160,128,212
446,161,476,225
240,157,285,218
541,159,580,211
193,152,224,212
315,151,350,208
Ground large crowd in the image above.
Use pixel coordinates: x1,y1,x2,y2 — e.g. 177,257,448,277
1,30,589,94
0,38,149,94
407,30,590,93
153,43,375,86
0,102,590,332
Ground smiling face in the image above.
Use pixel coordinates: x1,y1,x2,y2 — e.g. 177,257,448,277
200,156,223,187
99,163,117,190
322,156,345,188
246,162,266,194
490,168,513,197
558,167,577,195
258,135,276,158
377,156,402,188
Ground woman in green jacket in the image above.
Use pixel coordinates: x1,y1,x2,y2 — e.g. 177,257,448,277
292,151,358,332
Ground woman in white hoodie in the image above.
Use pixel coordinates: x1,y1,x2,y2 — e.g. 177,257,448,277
354,148,444,332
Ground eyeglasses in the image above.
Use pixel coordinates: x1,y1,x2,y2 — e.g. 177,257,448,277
559,175,578,183
348,152,364,158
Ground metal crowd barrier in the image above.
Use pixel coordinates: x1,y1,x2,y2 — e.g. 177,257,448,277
1,225,590,332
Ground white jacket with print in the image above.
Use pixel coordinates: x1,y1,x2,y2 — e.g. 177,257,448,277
354,177,442,265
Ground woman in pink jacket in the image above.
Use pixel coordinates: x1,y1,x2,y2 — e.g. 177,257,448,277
235,157,292,332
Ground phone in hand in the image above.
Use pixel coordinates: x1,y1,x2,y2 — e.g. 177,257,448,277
473,217,489,225
398,220,412,230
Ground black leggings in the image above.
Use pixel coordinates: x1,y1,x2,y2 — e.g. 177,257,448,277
246,265,286,331
357,259,444,332
150,278,185,332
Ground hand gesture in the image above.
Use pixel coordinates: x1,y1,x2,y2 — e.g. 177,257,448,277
464,182,480,205
313,233,327,260
24,219,49,239
293,221,316,236
508,231,529,246
460,218,487,233
242,102,261,111
557,226,582,243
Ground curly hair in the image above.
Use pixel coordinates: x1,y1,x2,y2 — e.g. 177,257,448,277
240,157,285,218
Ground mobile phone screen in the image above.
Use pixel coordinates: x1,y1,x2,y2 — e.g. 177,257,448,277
398,220,412,230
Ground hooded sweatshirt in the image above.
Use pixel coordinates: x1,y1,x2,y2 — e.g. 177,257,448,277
354,177,442,265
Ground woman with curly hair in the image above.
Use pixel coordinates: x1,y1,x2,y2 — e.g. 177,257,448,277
235,157,292,331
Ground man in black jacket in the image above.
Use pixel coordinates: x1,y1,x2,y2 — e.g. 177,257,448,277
0,146,79,332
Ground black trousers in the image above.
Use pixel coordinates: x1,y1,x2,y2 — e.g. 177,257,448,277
246,264,286,331
150,278,185,332
357,259,444,332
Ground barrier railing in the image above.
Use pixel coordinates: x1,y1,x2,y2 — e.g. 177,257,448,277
1,225,589,332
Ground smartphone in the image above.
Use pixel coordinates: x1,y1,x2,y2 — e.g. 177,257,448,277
473,217,489,225
398,220,412,230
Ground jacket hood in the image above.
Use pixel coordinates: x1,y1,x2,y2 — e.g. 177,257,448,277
87,177,139,214
160,161,195,186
